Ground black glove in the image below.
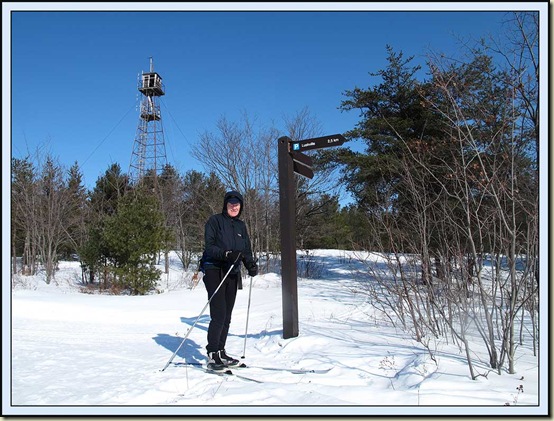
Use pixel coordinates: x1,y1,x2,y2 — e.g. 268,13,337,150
246,262,258,277
225,250,242,263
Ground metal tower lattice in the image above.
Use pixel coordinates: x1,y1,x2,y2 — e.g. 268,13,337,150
129,58,168,185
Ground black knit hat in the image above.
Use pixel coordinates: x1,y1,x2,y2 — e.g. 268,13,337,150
223,190,243,217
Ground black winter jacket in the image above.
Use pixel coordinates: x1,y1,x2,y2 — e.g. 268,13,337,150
203,191,255,288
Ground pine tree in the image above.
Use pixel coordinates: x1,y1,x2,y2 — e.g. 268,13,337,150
103,188,171,295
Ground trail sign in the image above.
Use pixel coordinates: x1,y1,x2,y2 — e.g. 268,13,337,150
290,151,313,167
277,136,299,338
290,134,346,152
290,151,314,179
277,133,345,339
293,161,314,179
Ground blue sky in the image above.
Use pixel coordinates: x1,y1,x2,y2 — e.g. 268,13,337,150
5,3,545,190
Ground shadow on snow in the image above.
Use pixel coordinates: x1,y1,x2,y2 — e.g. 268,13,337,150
153,315,282,365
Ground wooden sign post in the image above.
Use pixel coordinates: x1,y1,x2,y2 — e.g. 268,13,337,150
277,134,346,339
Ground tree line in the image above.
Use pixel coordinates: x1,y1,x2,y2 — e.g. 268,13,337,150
10,108,362,294
11,12,539,376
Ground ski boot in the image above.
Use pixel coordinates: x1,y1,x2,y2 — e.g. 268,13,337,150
206,351,226,371
219,349,240,366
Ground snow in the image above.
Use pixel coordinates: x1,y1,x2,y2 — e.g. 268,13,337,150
5,250,547,416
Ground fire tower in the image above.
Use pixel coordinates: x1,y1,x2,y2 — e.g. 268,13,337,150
129,57,168,186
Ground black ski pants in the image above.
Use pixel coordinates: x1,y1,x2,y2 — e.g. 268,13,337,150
203,268,238,354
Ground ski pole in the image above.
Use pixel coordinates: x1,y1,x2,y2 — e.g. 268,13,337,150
161,253,241,372
241,275,254,359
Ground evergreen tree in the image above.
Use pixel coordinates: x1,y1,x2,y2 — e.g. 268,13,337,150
89,163,129,216
325,46,445,214
11,157,37,275
80,163,130,286
317,46,448,258
301,194,350,250
103,187,171,295
60,162,89,260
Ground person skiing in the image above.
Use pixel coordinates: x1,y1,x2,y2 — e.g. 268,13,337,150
201,190,258,370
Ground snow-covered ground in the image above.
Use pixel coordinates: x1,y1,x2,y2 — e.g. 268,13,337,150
4,250,547,416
